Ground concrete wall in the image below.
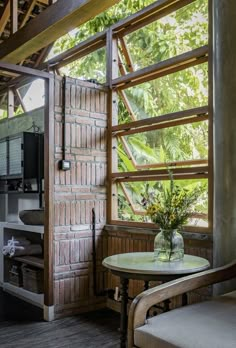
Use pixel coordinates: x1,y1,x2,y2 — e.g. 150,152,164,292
213,0,236,293
0,107,44,139
53,77,108,317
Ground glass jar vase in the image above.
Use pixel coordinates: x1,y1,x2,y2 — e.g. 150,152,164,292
154,229,184,262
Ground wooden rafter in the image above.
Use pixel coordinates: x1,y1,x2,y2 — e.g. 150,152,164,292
0,0,122,64
0,0,10,36
112,46,208,90
34,43,54,67
10,0,18,34
20,0,37,29
14,87,26,113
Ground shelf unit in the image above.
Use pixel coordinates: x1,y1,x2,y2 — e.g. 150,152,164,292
0,132,44,201
1,222,44,308
2,282,44,308
13,256,44,269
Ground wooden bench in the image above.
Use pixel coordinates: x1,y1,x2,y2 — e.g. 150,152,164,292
128,260,236,348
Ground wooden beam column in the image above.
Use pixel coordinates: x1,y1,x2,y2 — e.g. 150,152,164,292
10,0,18,34
107,29,119,222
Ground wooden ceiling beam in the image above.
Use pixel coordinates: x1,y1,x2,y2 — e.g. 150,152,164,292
0,0,122,64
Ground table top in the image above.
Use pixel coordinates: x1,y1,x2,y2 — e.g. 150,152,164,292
102,252,210,275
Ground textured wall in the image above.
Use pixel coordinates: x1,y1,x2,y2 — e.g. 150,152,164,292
53,77,108,317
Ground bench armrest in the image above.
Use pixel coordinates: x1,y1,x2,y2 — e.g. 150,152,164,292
128,260,236,348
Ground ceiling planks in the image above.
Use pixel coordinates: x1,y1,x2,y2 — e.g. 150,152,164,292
0,0,122,64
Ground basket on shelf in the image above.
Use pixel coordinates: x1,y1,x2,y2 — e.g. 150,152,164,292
9,264,23,287
21,264,44,294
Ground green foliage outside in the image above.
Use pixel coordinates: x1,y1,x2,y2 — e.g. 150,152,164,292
51,0,209,226
144,174,206,229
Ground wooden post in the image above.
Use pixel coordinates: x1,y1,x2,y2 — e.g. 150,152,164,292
10,0,18,35
7,88,14,118
44,76,54,308
107,29,119,222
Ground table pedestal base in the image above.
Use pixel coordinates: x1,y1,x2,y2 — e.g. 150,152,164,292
120,277,129,348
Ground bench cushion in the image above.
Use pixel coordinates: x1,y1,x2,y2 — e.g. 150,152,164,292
134,291,236,348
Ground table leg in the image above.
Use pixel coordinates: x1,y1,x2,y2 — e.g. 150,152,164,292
182,293,188,306
144,281,149,291
163,299,171,312
120,277,129,348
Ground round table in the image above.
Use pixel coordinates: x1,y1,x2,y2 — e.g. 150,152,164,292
102,252,210,348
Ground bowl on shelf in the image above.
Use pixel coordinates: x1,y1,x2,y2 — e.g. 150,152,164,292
19,209,44,225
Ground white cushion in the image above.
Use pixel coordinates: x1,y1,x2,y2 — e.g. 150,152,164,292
134,291,236,348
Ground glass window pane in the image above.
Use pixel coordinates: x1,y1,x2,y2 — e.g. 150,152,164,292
118,63,208,124
120,120,208,167
59,48,106,84
117,179,208,227
18,79,45,112
125,0,208,70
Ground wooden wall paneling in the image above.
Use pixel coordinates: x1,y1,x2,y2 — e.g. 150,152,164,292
53,76,108,316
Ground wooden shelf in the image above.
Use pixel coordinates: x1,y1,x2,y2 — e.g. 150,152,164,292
13,255,44,269
3,222,44,234
3,282,44,308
